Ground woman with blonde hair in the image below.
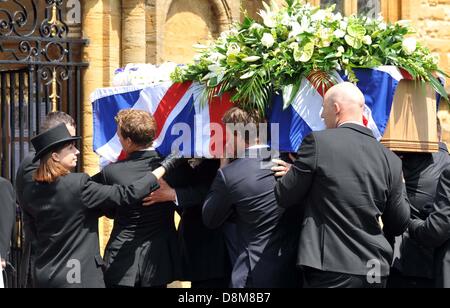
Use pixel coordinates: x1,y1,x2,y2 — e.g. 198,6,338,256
21,123,180,288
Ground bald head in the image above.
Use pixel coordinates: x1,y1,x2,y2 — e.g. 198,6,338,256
321,82,365,129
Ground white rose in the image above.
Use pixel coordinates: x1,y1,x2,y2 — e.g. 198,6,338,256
379,22,387,31
402,37,417,55
334,29,346,38
261,33,275,48
363,35,372,45
340,20,348,31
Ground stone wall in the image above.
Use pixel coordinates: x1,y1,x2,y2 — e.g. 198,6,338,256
406,0,450,92
404,0,450,145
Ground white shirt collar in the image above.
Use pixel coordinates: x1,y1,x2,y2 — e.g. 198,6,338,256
338,121,364,128
247,144,270,150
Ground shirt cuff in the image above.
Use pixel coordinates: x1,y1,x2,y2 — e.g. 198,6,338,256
174,193,179,206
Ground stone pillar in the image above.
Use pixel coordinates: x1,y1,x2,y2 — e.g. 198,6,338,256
82,0,121,252
122,0,147,65
146,1,157,64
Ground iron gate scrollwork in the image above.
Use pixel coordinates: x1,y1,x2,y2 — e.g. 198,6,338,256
0,0,87,288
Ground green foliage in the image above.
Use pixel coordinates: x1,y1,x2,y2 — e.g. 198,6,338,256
171,0,449,116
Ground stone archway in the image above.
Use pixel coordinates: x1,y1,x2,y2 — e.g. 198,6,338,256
161,0,232,64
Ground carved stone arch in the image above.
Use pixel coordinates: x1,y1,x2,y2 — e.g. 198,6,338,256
161,0,233,64
162,0,233,32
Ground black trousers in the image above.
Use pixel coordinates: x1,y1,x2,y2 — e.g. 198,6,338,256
387,269,435,288
303,267,387,288
191,277,230,289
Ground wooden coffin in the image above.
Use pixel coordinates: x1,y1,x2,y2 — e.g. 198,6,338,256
381,80,439,153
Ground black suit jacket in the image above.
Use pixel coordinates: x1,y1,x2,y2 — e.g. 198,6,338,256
98,150,184,287
203,152,300,288
409,166,450,287
175,159,230,282
393,143,450,279
0,177,15,261
15,151,38,288
275,124,411,277
21,171,159,288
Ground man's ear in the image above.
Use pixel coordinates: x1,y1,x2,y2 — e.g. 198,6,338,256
334,102,341,114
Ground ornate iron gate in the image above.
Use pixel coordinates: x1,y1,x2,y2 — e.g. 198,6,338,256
0,0,87,288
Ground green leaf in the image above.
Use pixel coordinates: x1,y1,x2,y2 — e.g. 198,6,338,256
282,80,302,110
428,74,449,100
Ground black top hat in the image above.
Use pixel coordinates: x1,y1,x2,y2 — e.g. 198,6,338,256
31,123,81,163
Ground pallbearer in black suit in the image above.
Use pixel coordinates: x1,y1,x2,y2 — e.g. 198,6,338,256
389,120,450,288
203,108,301,288
21,124,180,288
98,110,182,288
409,167,450,288
145,159,231,288
275,82,410,288
0,176,15,272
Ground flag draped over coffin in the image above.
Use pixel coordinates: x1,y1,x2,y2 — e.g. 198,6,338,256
92,66,414,164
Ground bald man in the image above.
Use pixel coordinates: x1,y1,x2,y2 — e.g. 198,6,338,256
274,82,411,288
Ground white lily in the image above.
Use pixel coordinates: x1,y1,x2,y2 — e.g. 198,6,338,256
226,43,241,56
240,71,256,80
311,10,326,22
289,22,302,39
193,44,209,50
242,56,261,62
259,2,277,28
281,12,291,26
208,52,226,63
249,23,264,31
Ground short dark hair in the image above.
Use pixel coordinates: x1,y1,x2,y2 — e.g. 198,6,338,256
115,110,157,148
41,112,75,132
222,107,265,144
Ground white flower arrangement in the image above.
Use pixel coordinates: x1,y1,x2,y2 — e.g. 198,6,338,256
113,62,178,87
172,0,448,115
